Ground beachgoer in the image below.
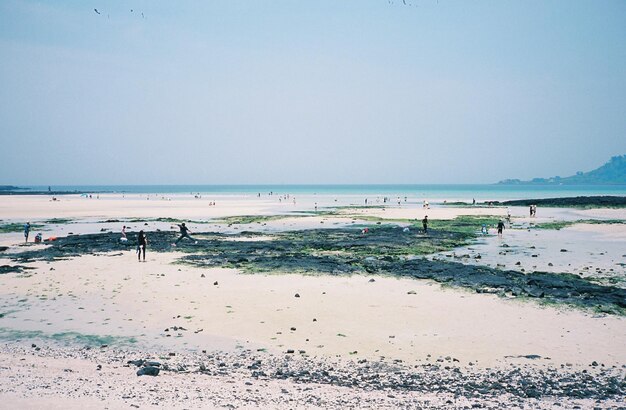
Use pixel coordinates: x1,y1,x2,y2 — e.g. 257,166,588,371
422,216,428,233
529,205,533,217
472,198,476,205
497,220,505,237
137,230,147,261
174,223,197,245
506,209,511,224
24,222,30,243
532,204,537,217
34,233,42,243
481,224,488,235
121,225,127,239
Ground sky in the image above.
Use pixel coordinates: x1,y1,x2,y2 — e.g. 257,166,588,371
1,0,625,185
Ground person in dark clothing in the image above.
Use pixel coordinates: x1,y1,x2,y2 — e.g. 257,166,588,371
174,222,197,245
422,215,428,233
24,222,31,243
137,230,147,261
497,220,505,237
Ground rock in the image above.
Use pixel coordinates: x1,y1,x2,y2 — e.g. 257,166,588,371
201,273,205,278
313,318,317,322
561,249,568,252
286,349,295,354
213,281,218,286
515,261,521,265
137,366,160,376
127,359,145,367
407,290,416,295
591,361,598,367
290,327,296,331
368,278,375,282
168,352,176,356
548,263,554,266
294,293,300,298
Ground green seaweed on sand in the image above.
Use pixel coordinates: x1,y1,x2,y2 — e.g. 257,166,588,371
213,215,306,225
533,219,625,230
43,218,74,224
0,222,44,233
0,327,137,346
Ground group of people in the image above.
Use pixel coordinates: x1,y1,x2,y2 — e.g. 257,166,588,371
123,222,197,262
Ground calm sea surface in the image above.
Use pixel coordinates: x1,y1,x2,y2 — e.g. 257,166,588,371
22,184,626,202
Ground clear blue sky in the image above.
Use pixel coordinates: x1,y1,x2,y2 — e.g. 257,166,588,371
1,0,625,184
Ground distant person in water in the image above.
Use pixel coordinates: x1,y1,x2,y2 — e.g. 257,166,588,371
173,222,197,245
121,225,127,239
137,230,147,261
422,215,428,233
24,222,31,243
472,198,476,205
497,220,505,237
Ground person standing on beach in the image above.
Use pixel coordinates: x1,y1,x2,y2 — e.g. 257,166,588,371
422,216,428,233
121,225,127,239
497,220,505,238
173,222,197,245
137,230,147,262
24,222,31,243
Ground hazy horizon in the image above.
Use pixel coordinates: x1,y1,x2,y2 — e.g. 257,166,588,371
1,1,625,185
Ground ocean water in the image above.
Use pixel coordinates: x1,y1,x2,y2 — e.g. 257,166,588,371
21,184,626,202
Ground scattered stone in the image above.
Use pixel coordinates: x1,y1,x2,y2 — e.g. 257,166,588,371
137,366,160,376
294,293,300,298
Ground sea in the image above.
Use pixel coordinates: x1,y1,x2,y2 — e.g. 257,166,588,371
20,184,626,202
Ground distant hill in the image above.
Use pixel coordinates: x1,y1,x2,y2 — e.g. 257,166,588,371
498,155,626,185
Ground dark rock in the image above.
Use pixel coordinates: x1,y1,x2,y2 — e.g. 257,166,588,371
294,293,300,298
137,366,160,376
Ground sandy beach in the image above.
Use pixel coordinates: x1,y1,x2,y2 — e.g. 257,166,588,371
1,193,625,408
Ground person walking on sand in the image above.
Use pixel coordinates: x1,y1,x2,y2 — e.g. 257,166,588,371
497,220,505,238
24,222,31,243
173,222,197,245
137,230,147,262
422,215,428,234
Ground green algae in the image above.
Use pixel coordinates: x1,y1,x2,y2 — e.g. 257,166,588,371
213,214,307,225
0,327,137,346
